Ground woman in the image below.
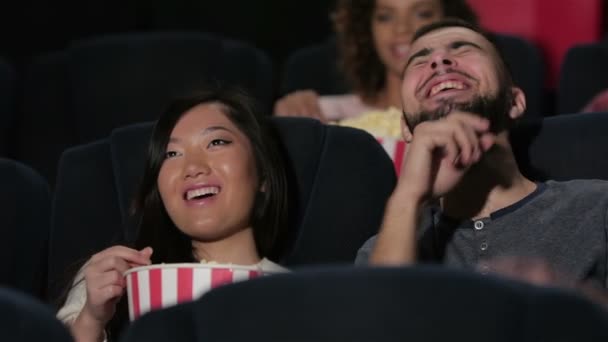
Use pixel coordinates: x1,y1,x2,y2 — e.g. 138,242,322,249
57,87,290,341
274,0,477,124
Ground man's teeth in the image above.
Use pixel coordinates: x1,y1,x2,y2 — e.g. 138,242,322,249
186,186,219,200
430,81,466,96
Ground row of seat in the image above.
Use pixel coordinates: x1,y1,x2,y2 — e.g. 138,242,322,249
0,31,604,187
4,266,608,342
3,111,608,301
1,112,608,340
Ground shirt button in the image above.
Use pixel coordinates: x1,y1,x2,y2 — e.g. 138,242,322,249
480,242,488,251
474,221,484,230
478,263,490,275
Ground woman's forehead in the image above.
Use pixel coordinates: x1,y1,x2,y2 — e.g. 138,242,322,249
174,103,234,131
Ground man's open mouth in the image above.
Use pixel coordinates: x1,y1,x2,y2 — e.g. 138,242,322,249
427,80,470,98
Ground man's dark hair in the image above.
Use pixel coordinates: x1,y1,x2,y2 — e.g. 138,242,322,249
412,18,489,43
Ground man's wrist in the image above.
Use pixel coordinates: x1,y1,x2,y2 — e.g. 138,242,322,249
387,186,428,213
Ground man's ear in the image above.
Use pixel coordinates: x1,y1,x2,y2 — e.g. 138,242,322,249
509,86,527,120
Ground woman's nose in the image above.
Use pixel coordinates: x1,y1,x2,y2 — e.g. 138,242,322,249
395,19,413,35
184,156,211,179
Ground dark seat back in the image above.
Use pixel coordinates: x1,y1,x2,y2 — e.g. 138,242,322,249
491,33,545,119
0,158,51,299
557,42,608,114
120,266,608,342
511,112,608,181
0,287,73,341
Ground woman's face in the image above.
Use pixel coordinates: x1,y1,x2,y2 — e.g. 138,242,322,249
157,103,260,243
371,0,443,78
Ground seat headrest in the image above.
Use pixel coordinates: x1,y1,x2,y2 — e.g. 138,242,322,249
511,112,608,181
68,32,273,142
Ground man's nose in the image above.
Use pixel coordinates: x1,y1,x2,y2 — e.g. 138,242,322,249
430,53,454,70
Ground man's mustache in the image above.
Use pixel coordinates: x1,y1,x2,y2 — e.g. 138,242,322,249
416,68,476,95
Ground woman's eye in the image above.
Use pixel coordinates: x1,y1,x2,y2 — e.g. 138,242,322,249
375,13,392,22
165,151,180,159
416,10,437,20
208,139,231,148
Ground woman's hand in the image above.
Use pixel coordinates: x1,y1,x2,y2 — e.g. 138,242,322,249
273,90,326,122
72,246,152,341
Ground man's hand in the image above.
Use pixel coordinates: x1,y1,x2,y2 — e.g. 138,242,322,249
370,112,495,266
397,111,496,205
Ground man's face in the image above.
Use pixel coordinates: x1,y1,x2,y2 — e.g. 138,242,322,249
401,27,509,132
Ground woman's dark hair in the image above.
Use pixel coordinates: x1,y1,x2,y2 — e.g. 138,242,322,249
332,0,478,101
106,86,290,340
131,86,289,263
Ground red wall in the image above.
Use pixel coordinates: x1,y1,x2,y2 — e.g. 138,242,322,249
467,0,603,86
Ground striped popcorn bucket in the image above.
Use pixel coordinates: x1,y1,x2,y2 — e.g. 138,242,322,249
124,263,264,321
376,137,408,176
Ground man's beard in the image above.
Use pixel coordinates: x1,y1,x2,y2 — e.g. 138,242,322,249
403,86,515,134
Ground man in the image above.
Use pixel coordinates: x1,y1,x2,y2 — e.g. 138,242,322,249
356,19,608,290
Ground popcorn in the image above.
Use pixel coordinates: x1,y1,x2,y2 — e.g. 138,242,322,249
334,106,403,139
333,107,407,176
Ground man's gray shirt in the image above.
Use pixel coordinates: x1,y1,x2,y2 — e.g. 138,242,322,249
356,180,608,287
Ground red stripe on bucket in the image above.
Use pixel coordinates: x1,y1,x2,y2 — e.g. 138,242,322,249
130,273,141,319
393,141,407,176
149,269,163,310
211,269,233,288
249,270,261,278
177,268,193,303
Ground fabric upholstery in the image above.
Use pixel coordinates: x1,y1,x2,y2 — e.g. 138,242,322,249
511,111,608,181
0,158,51,299
557,41,608,114
0,287,73,342
120,266,608,342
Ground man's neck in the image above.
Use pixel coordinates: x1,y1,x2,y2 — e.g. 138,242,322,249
441,140,537,220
